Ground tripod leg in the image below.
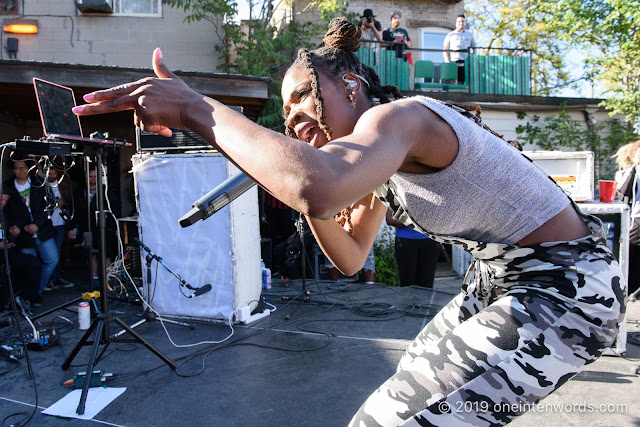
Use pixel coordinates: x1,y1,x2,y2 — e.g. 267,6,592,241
112,316,176,370
61,313,102,371
76,318,105,415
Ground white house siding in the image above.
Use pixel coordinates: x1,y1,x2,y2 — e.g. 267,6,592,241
478,105,617,150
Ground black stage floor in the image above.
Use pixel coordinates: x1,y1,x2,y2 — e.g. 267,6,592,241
0,266,462,426
2,264,639,427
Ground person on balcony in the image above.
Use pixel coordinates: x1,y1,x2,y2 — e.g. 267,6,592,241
382,11,412,60
73,17,625,427
359,8,383,65
359,9,382,44
443,14,477,83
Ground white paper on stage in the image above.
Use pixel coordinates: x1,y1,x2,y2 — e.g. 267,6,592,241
132,153,261,322
42,387,127,420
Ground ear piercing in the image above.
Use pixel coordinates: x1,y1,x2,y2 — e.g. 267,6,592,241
342,74,358,90
348,91,356,108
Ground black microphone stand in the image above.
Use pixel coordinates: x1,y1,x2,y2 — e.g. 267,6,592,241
285,213,311,320
61,148,176,415
113,244,194,337
134,237,210,299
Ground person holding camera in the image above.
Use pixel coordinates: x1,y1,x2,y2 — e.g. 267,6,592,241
360,9,382,43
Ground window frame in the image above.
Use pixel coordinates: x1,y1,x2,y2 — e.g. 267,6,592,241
112,0,162,17
0,0,19,15
419,27,450,63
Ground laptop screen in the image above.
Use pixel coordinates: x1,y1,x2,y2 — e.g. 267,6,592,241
33,78,83,137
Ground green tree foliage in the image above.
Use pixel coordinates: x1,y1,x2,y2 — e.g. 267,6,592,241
466,0,573,96
516,107,637,181
373,227,399,286
534,0,640,127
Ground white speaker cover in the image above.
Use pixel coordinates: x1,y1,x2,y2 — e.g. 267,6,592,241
132,152,261,322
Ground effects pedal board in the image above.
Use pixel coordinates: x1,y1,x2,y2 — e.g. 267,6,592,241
23,329,61,351
0,343,24,361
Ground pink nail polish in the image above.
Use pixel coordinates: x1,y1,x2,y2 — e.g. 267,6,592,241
157,48,163,59
72,106,84,114
83,93,95,102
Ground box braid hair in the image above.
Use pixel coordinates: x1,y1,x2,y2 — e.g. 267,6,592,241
284,17,403,235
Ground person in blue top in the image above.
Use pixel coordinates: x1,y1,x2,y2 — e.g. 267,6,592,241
386,209,440,288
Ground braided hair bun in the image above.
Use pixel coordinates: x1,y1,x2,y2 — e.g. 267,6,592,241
322,17,362,53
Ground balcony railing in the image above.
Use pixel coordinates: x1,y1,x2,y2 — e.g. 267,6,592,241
355,41,532,96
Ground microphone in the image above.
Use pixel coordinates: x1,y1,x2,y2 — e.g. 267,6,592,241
189,283,212,297
179,172,256,228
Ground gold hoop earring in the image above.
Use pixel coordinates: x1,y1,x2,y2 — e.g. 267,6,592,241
348,91,356,108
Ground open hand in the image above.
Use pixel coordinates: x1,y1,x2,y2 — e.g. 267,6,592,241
72,48,204,137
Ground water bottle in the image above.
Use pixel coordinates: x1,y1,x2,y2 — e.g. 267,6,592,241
78,301,91,330
261,259,271,290
264,267,271,290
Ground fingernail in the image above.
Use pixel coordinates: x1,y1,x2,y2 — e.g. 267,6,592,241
83,93,95,102
72,105,85,114
157,48,163,59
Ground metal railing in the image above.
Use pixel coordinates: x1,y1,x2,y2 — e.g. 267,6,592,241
357,41,532,95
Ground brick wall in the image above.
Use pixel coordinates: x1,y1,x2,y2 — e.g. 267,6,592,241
5,1,222,72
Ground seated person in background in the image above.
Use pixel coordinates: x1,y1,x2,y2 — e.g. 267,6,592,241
4,159,58,303
1,190,42,309
382,11,412,60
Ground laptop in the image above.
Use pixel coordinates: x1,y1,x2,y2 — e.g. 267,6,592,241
33,77,129,147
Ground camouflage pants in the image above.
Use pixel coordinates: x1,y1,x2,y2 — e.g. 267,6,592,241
349,214,626,426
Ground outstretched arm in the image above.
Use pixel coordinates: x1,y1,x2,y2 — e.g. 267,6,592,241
72,50,419,220
73,50,459,262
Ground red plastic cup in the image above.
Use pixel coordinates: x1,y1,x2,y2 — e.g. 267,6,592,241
599,180,617,203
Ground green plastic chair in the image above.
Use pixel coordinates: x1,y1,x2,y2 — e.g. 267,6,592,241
414,60,444,91
440,61,469,92
440,62,459,83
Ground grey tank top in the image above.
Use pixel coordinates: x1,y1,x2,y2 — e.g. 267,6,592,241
376,96,570,244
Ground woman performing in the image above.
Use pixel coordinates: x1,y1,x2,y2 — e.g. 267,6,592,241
72,18,625,427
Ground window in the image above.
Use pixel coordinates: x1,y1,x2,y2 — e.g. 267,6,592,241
113,0,161,16
419,28,449,63
0,0,18,15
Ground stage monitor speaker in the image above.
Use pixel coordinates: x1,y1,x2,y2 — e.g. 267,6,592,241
135,106,243,153
132,152,261,322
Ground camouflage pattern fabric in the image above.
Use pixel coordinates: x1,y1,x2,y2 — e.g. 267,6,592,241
348,182,626,426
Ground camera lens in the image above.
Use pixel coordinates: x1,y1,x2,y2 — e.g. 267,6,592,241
367,17,372,23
